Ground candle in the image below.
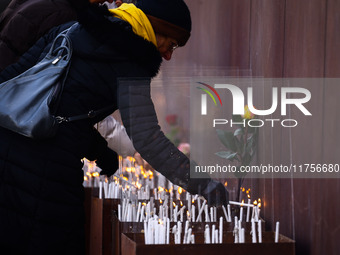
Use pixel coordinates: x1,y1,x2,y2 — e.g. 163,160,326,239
254,206,259,222
196,200,206,222
258,220,262,243
251,219,257,243
210,207,214,222
99,181,103,199
118,204,122,221
246,199,251,222
191,234,195,244
234,216,239,243
240,228,245,243
204,224,210,244
166,218,170,244
240,207,244,222
192,205,195,222
197,198,202,222
219,216,223,243
229,200,254,207
227,204,232,222
222,205,228,221
212,224,216,243
140,205,145,222
275,222,280,243
204,204,210,222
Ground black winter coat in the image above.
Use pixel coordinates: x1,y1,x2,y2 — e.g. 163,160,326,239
0,5,214,255
0,0,88,72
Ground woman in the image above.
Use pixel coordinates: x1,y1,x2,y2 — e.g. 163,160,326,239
0,1,228,254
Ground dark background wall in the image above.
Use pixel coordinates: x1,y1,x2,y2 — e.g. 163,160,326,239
160,0,340,254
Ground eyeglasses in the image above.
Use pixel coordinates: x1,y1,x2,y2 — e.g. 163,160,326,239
168,41,179,52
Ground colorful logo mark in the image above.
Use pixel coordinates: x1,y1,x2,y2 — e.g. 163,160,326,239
197,82,222,115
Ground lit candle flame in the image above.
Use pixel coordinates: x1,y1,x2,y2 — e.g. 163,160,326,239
224,181,228,187
180,201,183,207
253,200,258,206
178,187,183,194
173,202,176,208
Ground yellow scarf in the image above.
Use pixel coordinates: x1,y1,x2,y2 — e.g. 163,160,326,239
109,3,157,47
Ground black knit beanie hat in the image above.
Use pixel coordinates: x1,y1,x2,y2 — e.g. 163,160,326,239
136,0,191,46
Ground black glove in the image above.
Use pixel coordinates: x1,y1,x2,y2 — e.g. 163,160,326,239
201,180,229,206
96,148,118,177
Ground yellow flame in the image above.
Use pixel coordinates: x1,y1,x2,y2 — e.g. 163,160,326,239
158,186,165,192
187,211,190,218
84,176,88,181
241,199,244,206
142,202,146,206
253,200,258,206
173,202,176,208
180,201,183,207
136,181,142,189
224,181,228,187
92,172,99,178
123,176,128,181
160,199,163,204
178,187,183,194
192,199,195,204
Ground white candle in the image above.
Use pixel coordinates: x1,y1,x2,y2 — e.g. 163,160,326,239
186,228,192,244
275,222,280,243
240,207,244,222
191,234,195,244
204,204,210,222
229,200,254,207
136,202,141,222
177,221,182,244
166,218,170,244
251,219,257,243
174,206,178,222
222,205,228,221
246,199,251,222
254,206,259,222
155,223,159,244
196,200,206,222
197,199,202,222
103,181,108,198
192,205,195,222
227,204,232,222
99,181,103,199
240,228,245,243
210,207,214,222
118,204,122,221
204,224,210,244
212,224,216,243
258,220,262,243
140,206,145,222
219,216,223,243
